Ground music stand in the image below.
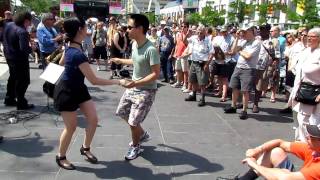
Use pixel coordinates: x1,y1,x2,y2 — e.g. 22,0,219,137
40,63,65,124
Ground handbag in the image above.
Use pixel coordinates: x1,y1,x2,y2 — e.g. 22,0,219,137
295,82,320,105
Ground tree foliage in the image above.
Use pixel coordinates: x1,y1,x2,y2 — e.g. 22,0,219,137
144,12,156,25
20,0,58,14
285,0,320,28
228,0,246,24
187,6,225,27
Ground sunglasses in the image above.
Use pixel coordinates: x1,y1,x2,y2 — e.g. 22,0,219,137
127,25,137,30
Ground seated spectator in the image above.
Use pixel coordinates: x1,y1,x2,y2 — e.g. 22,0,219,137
233,124,320,180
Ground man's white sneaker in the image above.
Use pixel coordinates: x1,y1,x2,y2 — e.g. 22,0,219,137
183,89,191,93
171,82,182,88
124,144,143,160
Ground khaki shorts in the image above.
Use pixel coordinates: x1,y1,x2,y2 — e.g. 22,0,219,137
256,69,269,91
175,57,189,72
116,89,156,126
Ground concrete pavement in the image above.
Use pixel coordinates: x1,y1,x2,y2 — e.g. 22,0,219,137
0,60,299,180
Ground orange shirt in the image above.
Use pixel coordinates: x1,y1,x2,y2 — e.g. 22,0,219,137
174,32,187,58
290,142,320,180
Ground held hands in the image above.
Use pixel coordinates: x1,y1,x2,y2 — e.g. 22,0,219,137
242,157,257,168
119,79,135,88
245,148,261,159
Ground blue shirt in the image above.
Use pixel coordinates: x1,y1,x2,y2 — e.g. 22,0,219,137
159,34,174,54
37,25,58,53
61,47,88,86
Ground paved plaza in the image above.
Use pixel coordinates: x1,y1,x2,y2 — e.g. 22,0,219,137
0,58,298,180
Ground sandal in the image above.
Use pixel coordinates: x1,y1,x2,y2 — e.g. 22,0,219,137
220,98,227,102
80,145,98,164
55,155,76,170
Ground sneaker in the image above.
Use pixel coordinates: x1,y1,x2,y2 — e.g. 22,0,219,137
171,82,182,88
239,111,248,120
169,79,175,84
181,86,187,91
224,106,237,113
182,89,190,93
125,144,143,161
129,131,151,146
185,95,196,101
198,100,206,107
97,66,101,71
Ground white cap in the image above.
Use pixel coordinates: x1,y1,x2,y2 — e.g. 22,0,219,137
31,11,36,15
160,20,166,25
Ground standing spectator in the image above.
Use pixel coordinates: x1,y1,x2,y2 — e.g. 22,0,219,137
110,25,127,79
184,26,211,107
83,18,94,63
54,17,125,170
3,10,13,24
267,26,282,103
172,21,191,89
288,27,320,142
92,21,108,71
30,11,40,29
159,27,175,83
224,26,261,120
111,14,160,160
157,20,166,37
253,24,272,113
210,26,234,102
280,28,308,114
147,27,159,48
37,13,63,69
2,11,35,110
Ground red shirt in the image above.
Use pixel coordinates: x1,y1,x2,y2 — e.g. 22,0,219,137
290,142,320,180
174,32,187,58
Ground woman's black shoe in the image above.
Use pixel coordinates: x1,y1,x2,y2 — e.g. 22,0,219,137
80,145,98,164
55,155,76,170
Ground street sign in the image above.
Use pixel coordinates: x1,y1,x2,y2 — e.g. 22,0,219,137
60,3,74,12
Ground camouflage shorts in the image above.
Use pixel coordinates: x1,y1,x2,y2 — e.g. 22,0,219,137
116,88,156,126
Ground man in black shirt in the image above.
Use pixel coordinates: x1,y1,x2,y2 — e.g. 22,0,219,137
2,11,35,110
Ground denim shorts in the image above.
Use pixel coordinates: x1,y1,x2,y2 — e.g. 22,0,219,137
116,89,156,126
276,157,295,172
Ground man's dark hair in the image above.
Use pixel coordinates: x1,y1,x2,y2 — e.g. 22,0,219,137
129,14,149,34
14,11,32,27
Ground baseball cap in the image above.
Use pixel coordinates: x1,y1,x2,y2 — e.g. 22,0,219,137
306,124,320,138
